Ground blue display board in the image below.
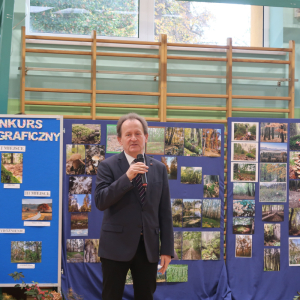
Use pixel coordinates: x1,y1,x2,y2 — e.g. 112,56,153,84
0,115,63,287
61,120,230,300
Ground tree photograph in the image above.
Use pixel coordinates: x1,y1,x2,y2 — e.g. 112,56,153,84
84,239,100,263
66,239,84,263
171,198,183,227
182,199,201,228
156,270,166,283
166,265,188,282
106,124,123,153
259,182,286,202
66,144,85,175
182,231,201,260
260,123,287,143
262,205,284,222
289,238,300,266
72,124,100,144
232,142,257,161
289,208,300,236
165,127,184,155
260,163,286,182
202,199,221,228
233,122,257,141
173,231,182,260
289,180,300,208
69,194,91,212
233,183,255,200
161,156,177,180
11,241,42,263
184,128,202,156
233,217,254,234
264,248,280,271
201,231,220,260
264,224,280,246
232,163,257,182
289,152,300,179
1,153,23,183
260,142,287,163
233,200,255,217
69,176,92,194
85,145,105,175
203,175,219,198
181,167,202,184
290,123,300,150
202,128,221,157
146,127,165,155
235,235,252,258
22,199,52,221
71,212,88,236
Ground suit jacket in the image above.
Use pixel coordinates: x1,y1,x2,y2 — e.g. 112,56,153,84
94,151,174,263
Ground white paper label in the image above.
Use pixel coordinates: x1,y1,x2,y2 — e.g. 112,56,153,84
0,146,26,152
4,184,20,189
24,191,51,197
0,229,25,233
24,221,50,227
17,264,35,269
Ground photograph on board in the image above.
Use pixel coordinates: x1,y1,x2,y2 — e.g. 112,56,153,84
1,153,23,183
262,205,284,222
201,231,220,260
232,142,257,162
146,126,165,155
233,217,254,234
68,194,92,212
22,199,52,221
260,142,287,163
203,175,219,198
289,208,300,236
184,128,202,156
66,239,84,263
260,122,287,143
231,162,257,182
72,124,100,144
289,152,300,179
106,124,123,153
85,145,105,175
165,127,184,156
289,180,300,208
202,128,221,157
264,248,280,271
71,212,88,236
182,231,201,260
171,199,183,227
66,144,85,175
161,156,177,180
260,163,286,182
259,182,286,202
232,122,258,141
84,239,101,263
166,265,188,282
11,241,42,263
289,238,300,266
264,224,280,246
181,167,202,184
202,199,221,228
233,200,255,217
182,199,201,228
173,231,182,260
235,235,252,258
233,182,255,200
69,176,92,194
290,123,300,150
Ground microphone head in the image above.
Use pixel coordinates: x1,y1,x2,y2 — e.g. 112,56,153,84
137,154,144,163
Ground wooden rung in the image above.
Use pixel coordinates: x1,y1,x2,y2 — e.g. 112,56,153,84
233,46,292,52
96,103,159,109
166,106,227,111
167,56,227,62
166,118,227,123
96,90,160,96
63,115,93,119
167,42,228,49
25,101,91,107
96,52,159,59
96,39,161,46
26,49,92,55
25,87,92,94
95,116,160,121
167,93,228,98
232,108,289,113
233,58,289,64
26,35,93,42
232,95,291,101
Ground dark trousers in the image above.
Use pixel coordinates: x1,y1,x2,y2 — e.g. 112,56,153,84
101,236,158,300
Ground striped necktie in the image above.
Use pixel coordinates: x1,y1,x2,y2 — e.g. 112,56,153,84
133,159,146,205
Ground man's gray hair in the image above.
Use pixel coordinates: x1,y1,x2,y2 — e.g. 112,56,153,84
117,113,148,138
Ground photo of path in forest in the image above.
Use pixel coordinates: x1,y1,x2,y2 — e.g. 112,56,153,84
181,167,202,184
260,123,287,143
260,142,287,163
259,182,286,202
290,123,300,150
233,217,254,234
201,231,220,260
146,127,165,155
202,129,221,157
262,205,284,222
289,238,300,266
264,248,280,271
233,200,255,217
232,163,257,182
289,208,300,236
182,199,201,228
1,153,23,183
202,199,221,228
71,212,88,236
161,156,177,180
156,270,166,283
85,145,105,175
233,183,255,199
72,124,100,144
106,124,123,153
232,122,258,141
184,128,202,156
182,231,201,260
289,152,300,179
235,235,252,258
260,163,286,182
264,224,280,246
166,265,188,282
66,144,85,175
22,199,52,221
66,239,84,263
165,127,184,155
203,175,219,198
173,231,182,260
84,239,100,263
289,180,300,208
11,241,42,263
68,194,91,212
232,142,257,161
171,199,183,227
69,176,92,194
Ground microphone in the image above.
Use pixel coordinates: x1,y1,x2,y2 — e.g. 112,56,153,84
136,154,148,190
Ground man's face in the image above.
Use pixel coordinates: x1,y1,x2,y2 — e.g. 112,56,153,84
117,119,148,158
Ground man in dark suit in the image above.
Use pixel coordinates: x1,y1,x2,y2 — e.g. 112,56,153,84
95,113,174,300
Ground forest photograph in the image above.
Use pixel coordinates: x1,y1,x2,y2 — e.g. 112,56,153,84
22,199,52,221
184,128,202,156
182,231,201,260
202,128,221,157
289,238,300,266
66,239,84,263
146,127,165,155
235,235,252,258
182,199,201,228
259,182,286,202
232,122,258,141
69,194,92,212
166,265,188,282
66,144,85,175
106,124,123,153
202,199,221,228
232,142,257,161
289,208,300,236
165,127,184,155
260,163,286,182
262,205,284,222
161,156,177,180
11,241,42,263
289,152,300,179
264,224,280,246
233,182,255,199
260,142,287,163
72,124,100,144
232,163,257,182
201,231,220,260
173,231,182,260
85,145,105,175
69,176,92,194
71,212,88,236
156,270,166,283
233,200,255,217
260,123,287,143
233,217,254,234
290,123,300,150
1,153,23,183
171,198,183,227
264,248,280,271
126,270,133,285
84,239,100,263
289,180,300,208
181,167,202,184
203,175,219,198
